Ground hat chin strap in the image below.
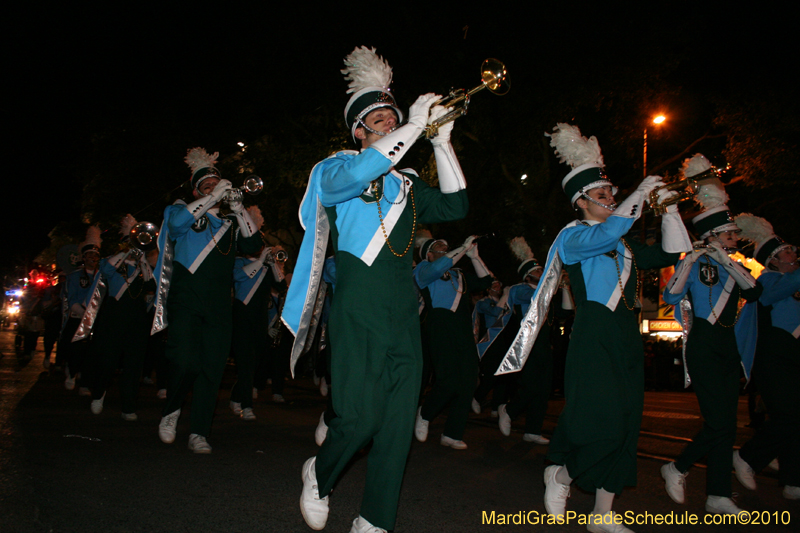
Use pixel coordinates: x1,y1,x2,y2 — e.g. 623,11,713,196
580,192,617,212
356,117,398,137
708,230,740,254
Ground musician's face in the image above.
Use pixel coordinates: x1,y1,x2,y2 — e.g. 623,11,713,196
489,280,502,296
195,177,220,198
84,251,100,270
525,268,543,284
426,241,449,262
356,107,399,148
771,246,798,273
577,186,615,222
710,230,739,249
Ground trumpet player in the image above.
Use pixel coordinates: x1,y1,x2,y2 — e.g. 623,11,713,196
495,124,691,532
413,234,494,450
660,155,762,515
87,214,155,420
230,229,288,421
59,226,102,392
286,47,468,533
152,147,263,453
733,214,799,501
497,237,573,445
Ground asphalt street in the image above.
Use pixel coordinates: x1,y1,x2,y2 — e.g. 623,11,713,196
1,328,797,533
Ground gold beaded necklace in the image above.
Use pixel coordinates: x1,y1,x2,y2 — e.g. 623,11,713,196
374,175,416,258
613,239,639,311
208,216,234,256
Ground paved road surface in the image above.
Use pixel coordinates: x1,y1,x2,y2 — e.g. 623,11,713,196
1,329,797,532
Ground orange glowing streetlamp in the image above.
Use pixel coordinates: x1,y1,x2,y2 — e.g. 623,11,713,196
643,114,667,177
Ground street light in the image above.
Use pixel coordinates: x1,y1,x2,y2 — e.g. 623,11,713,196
643,114,667,177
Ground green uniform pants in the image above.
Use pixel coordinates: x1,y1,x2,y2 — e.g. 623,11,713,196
420,308,479,440
739,328,800,487
675,319,741,497
314,255,422,531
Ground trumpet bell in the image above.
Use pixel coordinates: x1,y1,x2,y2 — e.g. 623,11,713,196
242,175,263,195
647,167,728,215
481,58,509,96
130,222,159,252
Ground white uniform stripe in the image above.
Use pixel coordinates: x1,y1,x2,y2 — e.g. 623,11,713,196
707,275,735,325
188,220,231,273
606,246,632,311
361,172,410,266
243,269,266,305
449,274,464,312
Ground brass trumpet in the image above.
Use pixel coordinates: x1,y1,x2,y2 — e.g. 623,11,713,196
220,175,264,217
647,167,727,215
420,58,509,140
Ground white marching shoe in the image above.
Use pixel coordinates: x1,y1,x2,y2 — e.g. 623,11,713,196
732,450,757,490
522,433,550,444
440,435,467,450
315,412,328,446
414,407,428,442
300,457,329,530
90,393,106,415
187,433,212,454
543,465,570,521
158,409,181,444
349,515,387,533
498,404,511,436
705,495,744,515
660,462,687,504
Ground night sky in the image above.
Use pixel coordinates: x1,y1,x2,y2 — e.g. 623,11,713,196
5,5,796,276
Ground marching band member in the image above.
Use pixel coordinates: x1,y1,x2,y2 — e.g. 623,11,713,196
60,226,102,392
285,47,469,532
230,210,287,421
731,214,799,500
497,237,572,444
413,234,493,450
660,155,761,515
472,278,512,416
87,215,156,420
152,147,262,453
497,124,690,532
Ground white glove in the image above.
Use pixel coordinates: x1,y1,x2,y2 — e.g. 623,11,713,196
653,188,680,214
185,179,233,220
615,175,663,220
119,214,137,237
234,207,258,238
107,251,128,269
408,93,439,128
369,94,435,166
428,105,454,145
433,139,466,193
659,192,692,253
706,241,757,289
226,193,244,215
666,247,707,294
268,326,280,339
209,179,233,202
466,240,479,259
704,241,730,265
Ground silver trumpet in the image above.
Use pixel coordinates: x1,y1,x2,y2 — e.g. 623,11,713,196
125,221,159,260
266,247,288,263
220,175,263,216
